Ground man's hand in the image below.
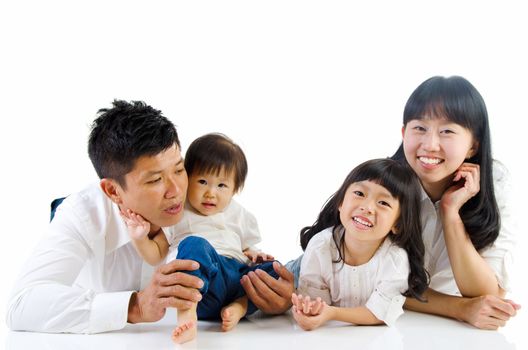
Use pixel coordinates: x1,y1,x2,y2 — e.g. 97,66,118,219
460,295,521,330
244,249,275,264
127,259,204,324
241,261,294,315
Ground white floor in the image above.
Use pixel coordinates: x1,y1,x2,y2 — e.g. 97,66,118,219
5,308,526,350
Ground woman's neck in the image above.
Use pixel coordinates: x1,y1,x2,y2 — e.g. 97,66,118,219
422,177,453,202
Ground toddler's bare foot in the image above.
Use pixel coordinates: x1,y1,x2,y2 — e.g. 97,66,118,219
221,301,247,332
171,320,197,344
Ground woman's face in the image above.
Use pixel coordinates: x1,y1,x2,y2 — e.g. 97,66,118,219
402,117,477,196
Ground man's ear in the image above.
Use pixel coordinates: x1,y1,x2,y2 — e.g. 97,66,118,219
100,178,123,204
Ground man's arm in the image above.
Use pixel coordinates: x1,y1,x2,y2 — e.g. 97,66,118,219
405,288,520,330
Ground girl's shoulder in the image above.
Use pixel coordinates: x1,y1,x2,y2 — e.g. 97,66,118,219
376,239,410,271
305,227,336,251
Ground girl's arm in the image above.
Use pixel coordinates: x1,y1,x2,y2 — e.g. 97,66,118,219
404,288,520,330
121,209,169,266
291,295,383,331
440,163,501,296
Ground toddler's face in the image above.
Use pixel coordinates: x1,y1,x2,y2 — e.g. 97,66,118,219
187,169,236,216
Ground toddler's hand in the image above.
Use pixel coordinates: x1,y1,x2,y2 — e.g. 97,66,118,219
244,250,275,263
120,209,150,240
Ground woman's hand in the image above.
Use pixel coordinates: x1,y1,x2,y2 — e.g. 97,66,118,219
441,163,480,214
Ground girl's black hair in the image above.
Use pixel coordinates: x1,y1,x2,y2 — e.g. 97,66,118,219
300,158,429,300
392,76,500,251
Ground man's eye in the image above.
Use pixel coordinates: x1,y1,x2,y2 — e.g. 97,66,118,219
147,178,161,184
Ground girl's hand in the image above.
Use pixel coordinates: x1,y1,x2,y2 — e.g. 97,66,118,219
441,163,480,214
291,293,324,316
291,293,329,330
244,249,275,263
120,209,150,240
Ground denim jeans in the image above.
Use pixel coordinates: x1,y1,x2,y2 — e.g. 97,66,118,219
176,236,278,320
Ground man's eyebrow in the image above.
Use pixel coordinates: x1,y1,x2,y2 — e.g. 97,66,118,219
144,157,183,177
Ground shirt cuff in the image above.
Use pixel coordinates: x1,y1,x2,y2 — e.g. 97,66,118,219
88,291,135,333
365,289,405,327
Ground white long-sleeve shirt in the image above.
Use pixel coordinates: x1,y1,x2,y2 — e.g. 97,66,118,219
6,183,152,334
423,161,516,295
298,228,409,326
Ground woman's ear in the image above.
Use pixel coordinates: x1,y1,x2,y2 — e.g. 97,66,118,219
467,141,479,159
100,178,123,205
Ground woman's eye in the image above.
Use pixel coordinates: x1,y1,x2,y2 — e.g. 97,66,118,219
413,126,426,132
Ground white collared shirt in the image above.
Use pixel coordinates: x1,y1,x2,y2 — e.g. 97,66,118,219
422,161,516,295
298,227,409,326
6,183,151,334
165,200,261,263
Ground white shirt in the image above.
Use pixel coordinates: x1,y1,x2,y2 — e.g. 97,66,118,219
422,161,516,295
6,183,150,334
165,200,261,264
298,228,409,326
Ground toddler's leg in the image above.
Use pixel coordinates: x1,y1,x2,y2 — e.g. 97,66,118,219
172,303,198,344
221,296,248,332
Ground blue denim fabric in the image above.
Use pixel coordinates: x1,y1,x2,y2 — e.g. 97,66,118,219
284,254,303,289
176,236,278,320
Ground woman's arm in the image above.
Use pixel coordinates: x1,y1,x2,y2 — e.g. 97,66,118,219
440,163,501,296
404,288,519,330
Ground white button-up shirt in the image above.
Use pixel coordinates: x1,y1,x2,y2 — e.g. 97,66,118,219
422,161,516,295
6,183,154,334
298,227,409,326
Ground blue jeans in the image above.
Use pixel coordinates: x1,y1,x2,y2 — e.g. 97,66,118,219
176,236,278,320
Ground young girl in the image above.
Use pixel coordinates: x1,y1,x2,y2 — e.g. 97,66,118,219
291,158,429,330
121,133,276,343
392,76,519,329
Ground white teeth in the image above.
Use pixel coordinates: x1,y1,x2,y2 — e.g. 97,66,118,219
353,217,373,227
419,157,442,165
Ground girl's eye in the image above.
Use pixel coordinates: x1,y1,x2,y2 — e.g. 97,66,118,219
379,200,391,208
198,179,207,185
353,190,364,197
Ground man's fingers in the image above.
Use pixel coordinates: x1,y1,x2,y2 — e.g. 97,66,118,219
159,259,200,274
240,275,267,306
273,261,294,282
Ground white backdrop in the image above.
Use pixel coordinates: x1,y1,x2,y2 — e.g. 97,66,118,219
1,0,526,346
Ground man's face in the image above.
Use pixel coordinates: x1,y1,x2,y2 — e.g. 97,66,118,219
112,144,188,231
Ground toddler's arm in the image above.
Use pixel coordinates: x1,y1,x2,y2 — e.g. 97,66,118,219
121,209,169,266
243,248,274,263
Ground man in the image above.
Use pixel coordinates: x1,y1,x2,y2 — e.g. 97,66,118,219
6,100,203,333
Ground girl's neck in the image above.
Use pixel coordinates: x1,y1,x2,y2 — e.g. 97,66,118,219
343,234,384,266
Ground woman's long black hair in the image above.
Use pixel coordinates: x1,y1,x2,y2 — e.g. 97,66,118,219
300,158,429,300
392,76,500,251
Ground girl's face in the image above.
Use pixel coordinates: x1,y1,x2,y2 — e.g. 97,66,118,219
339,180,400,246
402,117,477,198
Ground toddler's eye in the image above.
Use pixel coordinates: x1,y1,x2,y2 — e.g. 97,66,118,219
218,183,228,188
198,179,207,185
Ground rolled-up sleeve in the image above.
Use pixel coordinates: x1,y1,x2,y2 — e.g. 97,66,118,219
365,248,409,326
